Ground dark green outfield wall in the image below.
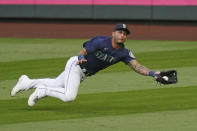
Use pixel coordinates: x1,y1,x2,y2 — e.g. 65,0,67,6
0,5,197,21
152,6,197,20
93,6,151,20
0,5,93,18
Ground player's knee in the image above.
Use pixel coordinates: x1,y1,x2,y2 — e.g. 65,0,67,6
62,94,76,102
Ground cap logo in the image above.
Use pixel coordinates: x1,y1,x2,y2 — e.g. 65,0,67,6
123,24,126,28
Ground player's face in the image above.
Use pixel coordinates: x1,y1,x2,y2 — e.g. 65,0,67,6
112,30,127,44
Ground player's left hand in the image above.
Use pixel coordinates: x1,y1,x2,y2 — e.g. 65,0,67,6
155,70,178,85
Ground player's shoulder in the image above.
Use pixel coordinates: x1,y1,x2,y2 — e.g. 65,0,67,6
86,36,111,46
121,47,136,59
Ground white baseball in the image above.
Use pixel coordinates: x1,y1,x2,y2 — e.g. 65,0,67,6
163,76,168,81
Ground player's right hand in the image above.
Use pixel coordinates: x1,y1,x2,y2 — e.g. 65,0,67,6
77,59,87,65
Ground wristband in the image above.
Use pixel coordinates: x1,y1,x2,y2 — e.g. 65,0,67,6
149,70,156,77
78,54,85,60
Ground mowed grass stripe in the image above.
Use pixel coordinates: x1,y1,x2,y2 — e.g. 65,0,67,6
0,86,196,125
1,109,197,131
1,38,197,63
0,38,83,62
0,49,197,80
0,58,66,80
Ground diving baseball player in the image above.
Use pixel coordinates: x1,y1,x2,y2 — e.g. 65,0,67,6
11,24,176,106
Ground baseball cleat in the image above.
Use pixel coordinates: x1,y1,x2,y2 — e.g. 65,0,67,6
28,89,39,106
28,86,47,106
11,75,31,97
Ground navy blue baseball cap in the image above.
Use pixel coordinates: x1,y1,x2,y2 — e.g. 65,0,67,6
113,24,130,35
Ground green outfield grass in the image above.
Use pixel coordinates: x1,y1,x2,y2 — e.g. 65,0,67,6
0,38,197,131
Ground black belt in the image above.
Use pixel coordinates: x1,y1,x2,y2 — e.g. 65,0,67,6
79,65,92,77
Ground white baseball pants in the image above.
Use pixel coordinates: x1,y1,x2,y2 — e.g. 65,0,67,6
30,56,86,102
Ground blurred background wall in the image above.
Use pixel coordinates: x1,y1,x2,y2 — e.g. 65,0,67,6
0,0,197,40
1,0,197,20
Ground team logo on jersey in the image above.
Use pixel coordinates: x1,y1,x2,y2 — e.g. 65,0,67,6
123,24,126,28
104,48,108,51
95,50,115,63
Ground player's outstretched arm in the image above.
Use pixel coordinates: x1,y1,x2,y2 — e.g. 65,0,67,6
128,60,160,78
128,60,178,85
128,60,151,76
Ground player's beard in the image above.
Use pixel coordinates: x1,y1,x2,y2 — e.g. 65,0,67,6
116,38,125,46
114,39,123,46
117,42,123,46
